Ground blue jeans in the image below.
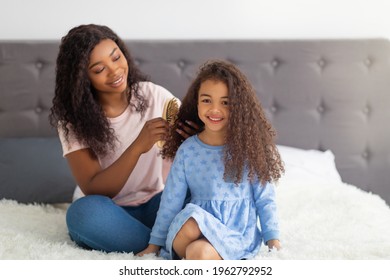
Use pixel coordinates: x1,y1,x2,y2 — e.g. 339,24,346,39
66,193,162,254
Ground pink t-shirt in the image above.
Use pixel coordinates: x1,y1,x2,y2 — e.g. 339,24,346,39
58,81,177,206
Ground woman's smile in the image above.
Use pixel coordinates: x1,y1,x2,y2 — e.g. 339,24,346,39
108,74,125,88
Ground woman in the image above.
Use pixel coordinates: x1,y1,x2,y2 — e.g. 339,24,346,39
49,24,195,253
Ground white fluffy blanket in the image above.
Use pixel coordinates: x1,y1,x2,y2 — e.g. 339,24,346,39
1,179,390,260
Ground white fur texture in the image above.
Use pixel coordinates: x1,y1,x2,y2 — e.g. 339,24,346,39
1,179,390,260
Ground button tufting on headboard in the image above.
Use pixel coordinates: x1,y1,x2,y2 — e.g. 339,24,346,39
35,107,42,114
177,60,186,69
35,61,43,69
0,39,389,205
364,57,372,67
271,59,279,68
317,105,325,113
362,150,370,160
317,59,326,68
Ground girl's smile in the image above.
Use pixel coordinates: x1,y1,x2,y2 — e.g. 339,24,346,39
208,116,223,121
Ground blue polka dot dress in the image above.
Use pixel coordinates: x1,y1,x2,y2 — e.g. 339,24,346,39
149,135,280,260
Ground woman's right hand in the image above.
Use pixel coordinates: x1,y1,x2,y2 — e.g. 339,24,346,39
133,117,169,154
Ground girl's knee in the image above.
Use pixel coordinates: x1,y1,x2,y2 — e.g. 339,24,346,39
185,239,221,260
175,218,201,241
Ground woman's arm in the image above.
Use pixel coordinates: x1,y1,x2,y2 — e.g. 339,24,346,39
66,117,168,197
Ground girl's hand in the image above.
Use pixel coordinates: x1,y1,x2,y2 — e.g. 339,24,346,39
267,239,281,251
136,244,161,257
133,118,169,154
176,120,200,139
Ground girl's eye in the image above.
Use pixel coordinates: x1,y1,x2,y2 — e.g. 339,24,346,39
201,99,211,103
222,101,229,106
113,55,121,61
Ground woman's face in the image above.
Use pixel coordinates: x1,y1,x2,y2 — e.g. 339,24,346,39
197,79,229,136
87,39,128,95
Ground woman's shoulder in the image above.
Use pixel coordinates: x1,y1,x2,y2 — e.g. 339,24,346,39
138,81,175,99
137,81,179,110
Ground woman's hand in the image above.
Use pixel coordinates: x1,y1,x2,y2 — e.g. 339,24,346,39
132,118,169,154
176,120,200,140
136,244,161,257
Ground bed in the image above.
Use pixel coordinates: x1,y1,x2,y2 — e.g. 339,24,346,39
1,39,390,259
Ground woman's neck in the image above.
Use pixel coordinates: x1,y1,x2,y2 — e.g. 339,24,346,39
99,91,129,118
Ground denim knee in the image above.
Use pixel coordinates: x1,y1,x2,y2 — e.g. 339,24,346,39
66,195,112,231
65,194,152,253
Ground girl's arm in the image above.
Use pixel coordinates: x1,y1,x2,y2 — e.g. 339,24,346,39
137,244,161,257
253,181,281,248
266,239,281,250
66,117,168,197
147,148,189,248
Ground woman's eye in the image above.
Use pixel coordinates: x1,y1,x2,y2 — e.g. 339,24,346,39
94,67,105,74
113,55,121,61
201,99,211,103
222,101,229,106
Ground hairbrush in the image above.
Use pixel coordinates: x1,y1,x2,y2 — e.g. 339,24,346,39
157,98,179,148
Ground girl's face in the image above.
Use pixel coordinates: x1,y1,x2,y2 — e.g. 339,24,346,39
197,79,229,137
87,39,128,95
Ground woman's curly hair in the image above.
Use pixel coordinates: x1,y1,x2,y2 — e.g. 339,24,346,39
162,60,284,185
49,24,148,156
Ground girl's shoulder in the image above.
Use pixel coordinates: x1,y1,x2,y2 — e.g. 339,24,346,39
182,134,197,145
177,135,224,154
176,135,198,154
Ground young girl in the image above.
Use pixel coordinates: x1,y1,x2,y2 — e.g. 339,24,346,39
138,60,284,260
49,24,196,254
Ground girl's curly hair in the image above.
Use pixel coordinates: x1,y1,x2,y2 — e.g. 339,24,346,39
49,24,148,156
162,60,284,184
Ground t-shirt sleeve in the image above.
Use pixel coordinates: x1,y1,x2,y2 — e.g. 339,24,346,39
144,82,181,111
58,125,88,157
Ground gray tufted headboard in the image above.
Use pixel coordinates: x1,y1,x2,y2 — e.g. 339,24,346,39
1,39,389,205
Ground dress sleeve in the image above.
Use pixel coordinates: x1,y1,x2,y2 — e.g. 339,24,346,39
253,181,280,244
149,147,189,246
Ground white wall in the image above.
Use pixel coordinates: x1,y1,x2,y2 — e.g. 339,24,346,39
1,0,390,40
